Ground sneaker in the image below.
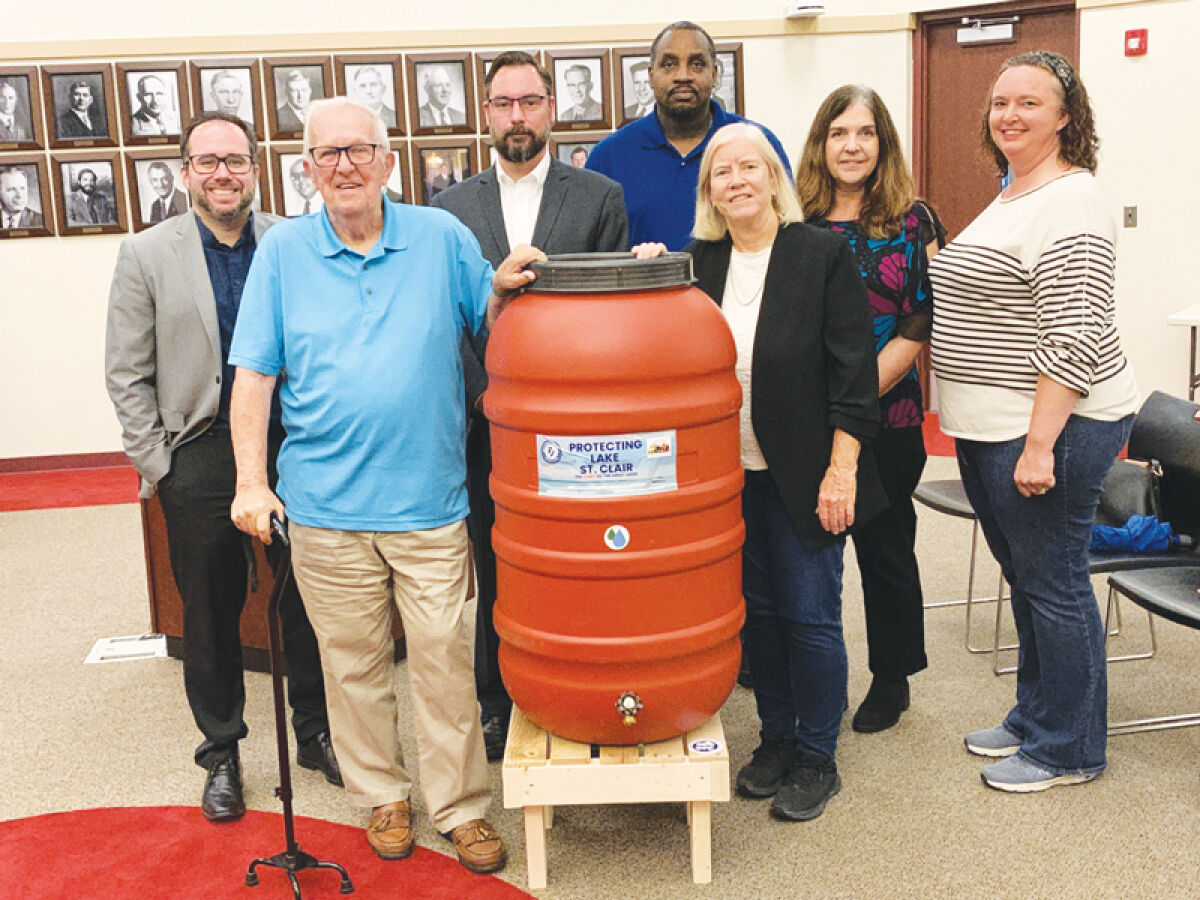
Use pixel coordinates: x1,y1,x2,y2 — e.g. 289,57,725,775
964,724,1021,758
736,734,796,799
851,675,910,733
770,752,841,822
980,756,1101,793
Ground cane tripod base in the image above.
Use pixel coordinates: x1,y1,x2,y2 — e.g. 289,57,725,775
246,846,354,897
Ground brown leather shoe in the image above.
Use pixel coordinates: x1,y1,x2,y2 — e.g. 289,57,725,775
445,818,506,873
366,800,414,859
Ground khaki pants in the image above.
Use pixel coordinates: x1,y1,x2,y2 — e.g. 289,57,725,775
290,520,490,831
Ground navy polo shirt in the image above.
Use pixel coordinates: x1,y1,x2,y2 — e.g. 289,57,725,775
586,100,791,251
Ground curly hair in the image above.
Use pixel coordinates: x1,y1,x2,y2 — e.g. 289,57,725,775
795,84,915,240
980,50,1099,176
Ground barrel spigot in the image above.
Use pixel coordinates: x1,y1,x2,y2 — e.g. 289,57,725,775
616,691,643,725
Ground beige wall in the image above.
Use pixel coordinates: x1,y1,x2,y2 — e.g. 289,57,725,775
0,0,1192,460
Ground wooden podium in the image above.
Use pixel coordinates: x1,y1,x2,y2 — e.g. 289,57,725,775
140,496,405,672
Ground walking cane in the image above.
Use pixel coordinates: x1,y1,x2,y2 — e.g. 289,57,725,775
246,513,353,898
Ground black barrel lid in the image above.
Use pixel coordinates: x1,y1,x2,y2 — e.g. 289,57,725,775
527,251,694,293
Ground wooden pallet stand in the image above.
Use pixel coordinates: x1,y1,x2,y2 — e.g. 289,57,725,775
501,707,730,889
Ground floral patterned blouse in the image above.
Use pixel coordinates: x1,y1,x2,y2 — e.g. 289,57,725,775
811,202,942,430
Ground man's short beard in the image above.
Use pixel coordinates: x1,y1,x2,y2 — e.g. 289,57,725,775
496,126,548,165
194,189,254,227
658,97,710,130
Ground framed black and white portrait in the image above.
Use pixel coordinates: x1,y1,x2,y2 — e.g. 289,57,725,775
336,56,403,135
0,68,45,151
117,63,188,146
406,54,474,136
413,138,478,206
43,65,118,149
271,145,322,218
713,44,745,117
264,57,332,141
124,149,189,232
51,152,126,235
616,50,654,126
547,50,611,131
190,59,263,137
0,155,55,238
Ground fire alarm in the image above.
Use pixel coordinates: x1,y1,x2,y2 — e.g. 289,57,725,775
1125,29,1148,56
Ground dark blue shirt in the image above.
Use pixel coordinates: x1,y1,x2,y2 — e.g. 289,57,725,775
195,214,264,423
586,100,791,251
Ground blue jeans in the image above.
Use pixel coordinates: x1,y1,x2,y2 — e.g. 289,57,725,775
741,469,847,759
956,413,1133,775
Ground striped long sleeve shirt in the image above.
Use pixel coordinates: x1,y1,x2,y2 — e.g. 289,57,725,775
930,170,1138,441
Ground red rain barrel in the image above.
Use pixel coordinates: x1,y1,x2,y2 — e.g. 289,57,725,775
484,252,744,745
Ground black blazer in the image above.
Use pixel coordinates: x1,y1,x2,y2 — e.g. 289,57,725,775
688,221,886,551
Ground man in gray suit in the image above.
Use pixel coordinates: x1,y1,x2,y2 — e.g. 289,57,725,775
146,161,187,223
418,66,466,127
105,112,340,824
432,50,628,760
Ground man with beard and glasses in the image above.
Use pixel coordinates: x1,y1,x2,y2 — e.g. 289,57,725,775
105,112,341,825
432,50,628,761
587,20,789,250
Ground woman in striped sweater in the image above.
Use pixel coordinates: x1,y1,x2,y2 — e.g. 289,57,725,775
929,51,1138,793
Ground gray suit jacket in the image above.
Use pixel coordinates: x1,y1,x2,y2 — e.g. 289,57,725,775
105,210,280,496
431,156,628,413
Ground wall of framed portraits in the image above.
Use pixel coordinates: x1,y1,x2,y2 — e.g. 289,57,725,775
0,0,1192,461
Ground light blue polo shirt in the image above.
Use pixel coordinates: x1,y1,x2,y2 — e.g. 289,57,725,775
229,200,493,531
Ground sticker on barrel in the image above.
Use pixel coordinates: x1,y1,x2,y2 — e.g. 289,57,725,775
603,525,630,550
536,430,677,498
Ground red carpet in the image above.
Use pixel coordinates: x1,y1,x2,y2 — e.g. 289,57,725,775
0,806,533,899
922,412,954,458
0,465,138,512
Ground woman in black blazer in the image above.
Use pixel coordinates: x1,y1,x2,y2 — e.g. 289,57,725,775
650,122,884,822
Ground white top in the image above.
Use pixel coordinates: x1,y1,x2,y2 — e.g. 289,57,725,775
930,170,1139,440
1167,303,1200,328
722,245,772,470
497,152,550,250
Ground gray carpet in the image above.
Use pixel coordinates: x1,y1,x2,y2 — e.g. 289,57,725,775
2,457,1198,897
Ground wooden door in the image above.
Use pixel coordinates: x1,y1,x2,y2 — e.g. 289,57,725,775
912,1,1077,407
914,0,1078,238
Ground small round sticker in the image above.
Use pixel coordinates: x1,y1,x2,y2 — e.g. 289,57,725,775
603,525,630,550
539,439,562,464
689,739,722,754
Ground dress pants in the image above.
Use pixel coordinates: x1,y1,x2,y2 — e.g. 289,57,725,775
155,422,328,771
465,412,510,722
850,426,929,679
290,520,491,832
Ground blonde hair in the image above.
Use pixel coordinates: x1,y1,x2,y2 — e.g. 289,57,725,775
693,123,802,241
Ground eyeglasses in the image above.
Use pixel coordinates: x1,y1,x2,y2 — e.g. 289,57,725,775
186,153,254,175
485,94,548,114
308,144,380,168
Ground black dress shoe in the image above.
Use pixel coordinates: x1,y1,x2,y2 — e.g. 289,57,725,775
851,675,911,734
201,758,245,822
481,714,508,762
297,731,344,787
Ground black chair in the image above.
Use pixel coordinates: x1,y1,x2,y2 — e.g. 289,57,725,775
1104,567,1200,735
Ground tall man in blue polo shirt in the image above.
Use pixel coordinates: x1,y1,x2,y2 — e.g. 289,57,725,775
228,96,539,874
587,21,790,251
